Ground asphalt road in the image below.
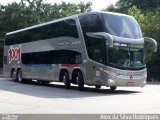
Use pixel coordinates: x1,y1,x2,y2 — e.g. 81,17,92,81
0,77,160,114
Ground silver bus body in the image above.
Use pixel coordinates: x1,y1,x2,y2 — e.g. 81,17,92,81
3,12,157,90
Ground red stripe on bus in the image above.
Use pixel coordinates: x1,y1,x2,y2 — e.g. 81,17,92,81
61,64,79,67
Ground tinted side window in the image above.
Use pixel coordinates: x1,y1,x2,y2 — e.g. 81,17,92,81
79,14,103,33
79,14,106,64
5,19,78,45
22,50,82,65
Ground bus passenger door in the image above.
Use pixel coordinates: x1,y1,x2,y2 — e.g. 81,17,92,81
92,48,105,86
92,63,104,86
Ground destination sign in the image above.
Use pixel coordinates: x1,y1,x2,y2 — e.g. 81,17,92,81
113,42,128,47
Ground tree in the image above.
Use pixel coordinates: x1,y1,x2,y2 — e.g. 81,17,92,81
104,0,160,14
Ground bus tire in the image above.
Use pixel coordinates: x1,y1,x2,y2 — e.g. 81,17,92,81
37,80,50,84
41,81,50,84
110,86,117,91
76,71,84,91
17,69,24,83
63,71,70,89
95,85,101,89
11,69,17,82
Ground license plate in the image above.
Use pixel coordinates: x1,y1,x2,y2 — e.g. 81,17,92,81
127,82,135,86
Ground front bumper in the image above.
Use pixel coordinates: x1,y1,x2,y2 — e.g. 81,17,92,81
107,77,146,87
107,68,147,87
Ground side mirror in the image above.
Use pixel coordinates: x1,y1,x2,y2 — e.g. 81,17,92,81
144,37,157,52
86,32,113,47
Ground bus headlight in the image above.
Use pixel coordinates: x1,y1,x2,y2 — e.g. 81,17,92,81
141,80,146,87
107,79,115,86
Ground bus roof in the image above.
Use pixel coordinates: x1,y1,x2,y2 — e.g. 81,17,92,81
6,11,132,36
6,15,78,35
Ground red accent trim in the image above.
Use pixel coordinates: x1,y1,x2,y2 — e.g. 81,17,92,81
61,64,79,67
127,82,135,86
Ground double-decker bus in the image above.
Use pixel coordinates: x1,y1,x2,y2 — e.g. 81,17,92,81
3,12,157,91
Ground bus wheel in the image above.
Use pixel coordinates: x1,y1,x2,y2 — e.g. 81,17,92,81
17,70,24,83
11,70,17,82
37,80,50,84
110,86,117,91
95,85,101,89
41,81,50,84
63,71,70,89
76,71,84,91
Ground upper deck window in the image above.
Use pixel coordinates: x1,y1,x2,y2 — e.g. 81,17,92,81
101,13,142,39
5,19,78,45
79,14,106,64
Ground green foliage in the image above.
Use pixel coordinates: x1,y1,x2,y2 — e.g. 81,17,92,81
0,40,3,67
105,0,160,14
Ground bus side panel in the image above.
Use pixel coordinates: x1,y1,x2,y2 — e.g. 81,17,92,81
3,46,12,77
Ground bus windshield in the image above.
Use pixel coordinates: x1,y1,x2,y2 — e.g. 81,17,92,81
108,44,145,69
101,13,142,39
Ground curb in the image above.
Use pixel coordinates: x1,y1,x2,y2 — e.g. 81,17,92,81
0,75,7,78
147,82,160,84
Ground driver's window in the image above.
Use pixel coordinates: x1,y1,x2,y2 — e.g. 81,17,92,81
94,48,102,63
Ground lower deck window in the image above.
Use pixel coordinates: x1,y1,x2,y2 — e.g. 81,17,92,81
22,50,82,65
